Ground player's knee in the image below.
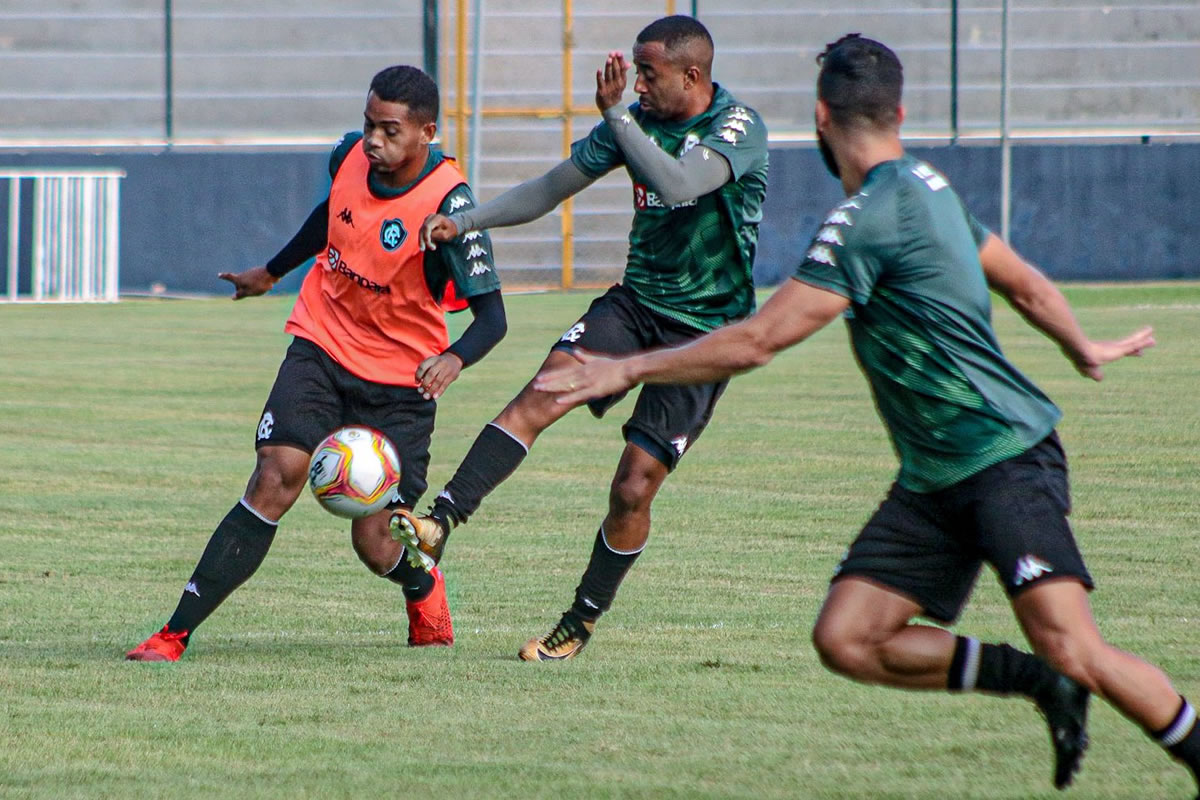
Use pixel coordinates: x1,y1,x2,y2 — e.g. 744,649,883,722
350,522,399,575
609,472,656,517
1032,633,1103,692
811,621,874,680
248,453,308,500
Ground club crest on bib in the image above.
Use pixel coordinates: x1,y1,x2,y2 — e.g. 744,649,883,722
379,218,407,251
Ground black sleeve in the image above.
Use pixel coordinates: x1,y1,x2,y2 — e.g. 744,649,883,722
445,289,507,368
265,200,329,278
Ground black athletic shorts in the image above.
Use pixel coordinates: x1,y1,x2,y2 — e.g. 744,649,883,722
255,336,435,508
832,432,1094,624
550,283,727,471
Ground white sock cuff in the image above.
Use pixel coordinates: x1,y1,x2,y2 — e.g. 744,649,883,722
599,525,646,556
239,497,280,526
959,636,982,691
1160,700,1197,748
487,422,529,454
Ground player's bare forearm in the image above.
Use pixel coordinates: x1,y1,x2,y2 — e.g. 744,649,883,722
535,279,848,404
979,234,1154,379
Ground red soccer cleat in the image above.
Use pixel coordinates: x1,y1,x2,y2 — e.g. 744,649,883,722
125,625,188,662
406,567,454,647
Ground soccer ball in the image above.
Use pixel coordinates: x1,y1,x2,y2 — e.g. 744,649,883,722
307,426,401,519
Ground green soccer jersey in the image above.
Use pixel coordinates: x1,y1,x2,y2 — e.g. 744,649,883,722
794,154,1061,492
571,85,769,331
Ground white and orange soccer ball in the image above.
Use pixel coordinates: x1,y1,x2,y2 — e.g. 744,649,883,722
307,426,401,519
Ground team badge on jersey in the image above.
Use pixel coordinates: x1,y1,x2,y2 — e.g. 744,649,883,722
379,218,407,251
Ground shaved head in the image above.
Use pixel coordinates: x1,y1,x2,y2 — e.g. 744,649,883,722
636,15,713,79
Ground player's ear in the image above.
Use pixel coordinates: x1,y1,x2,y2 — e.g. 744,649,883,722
420,120,437,146
814,99,831,131
895,104,906,127
683,64,700,88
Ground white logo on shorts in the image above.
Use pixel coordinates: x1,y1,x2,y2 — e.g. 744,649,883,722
1013,555,1054,587
184,581,201,597
257,410,275,441
560,322,586,343
671,435,688,455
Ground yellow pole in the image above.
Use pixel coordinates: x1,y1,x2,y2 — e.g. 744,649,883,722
456,0,468,169
666,0,676,14
560,0,575,289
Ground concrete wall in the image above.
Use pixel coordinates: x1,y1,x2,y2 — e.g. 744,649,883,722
1,141,1197,297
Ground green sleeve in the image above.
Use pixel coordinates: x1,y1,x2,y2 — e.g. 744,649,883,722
699,105,768,180
794,200,887,305
569,115,626,179
426,182,501,298
329,131,362,178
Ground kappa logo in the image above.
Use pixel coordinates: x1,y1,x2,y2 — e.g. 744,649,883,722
257,410,275,441
671,435,689,455
679,132,701,156
448,194,471,212
824,209,854,226
1013,555,1055,587
184,581,200,597
912,163,949,192
816,226,844,246
469,261,492,276
463,230,483,241
379,218,407,251
466,243,488,260
806,244,838,267
560,322,586,343
337,207,355,227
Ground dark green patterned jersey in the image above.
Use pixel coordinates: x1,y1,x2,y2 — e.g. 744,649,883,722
571,85,769,331
794,154,1061,492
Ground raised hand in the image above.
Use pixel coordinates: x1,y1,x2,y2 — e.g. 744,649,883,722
596,51,630,113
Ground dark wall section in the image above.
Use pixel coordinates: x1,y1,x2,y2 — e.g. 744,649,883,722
755,142,1200,285
0,150,331,295
1,142,1197,293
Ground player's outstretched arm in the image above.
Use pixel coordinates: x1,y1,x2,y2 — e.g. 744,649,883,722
979,233,1154,380
418,160,595,251
535,279,849,404
217,266,277,300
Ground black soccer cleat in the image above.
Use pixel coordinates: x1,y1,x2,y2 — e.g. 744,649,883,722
1034,675,1090,789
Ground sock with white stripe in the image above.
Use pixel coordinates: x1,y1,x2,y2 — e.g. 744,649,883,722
569,528,644,623
165,500,278,639
947,637,1061,699
1153,697,1200,787
432,422,528,527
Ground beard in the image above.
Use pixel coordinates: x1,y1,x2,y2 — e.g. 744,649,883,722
817,130,840,179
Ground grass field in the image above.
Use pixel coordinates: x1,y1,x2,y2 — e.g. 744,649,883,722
2,285,1198,799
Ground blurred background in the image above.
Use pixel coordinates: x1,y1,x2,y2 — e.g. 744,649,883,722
1,0,1197,299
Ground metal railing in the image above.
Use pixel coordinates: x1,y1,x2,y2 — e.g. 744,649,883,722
1,169,125,303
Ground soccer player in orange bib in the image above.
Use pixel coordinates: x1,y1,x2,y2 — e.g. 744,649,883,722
127,65,506,662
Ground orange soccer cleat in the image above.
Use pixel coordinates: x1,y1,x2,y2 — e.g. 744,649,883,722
125,626,188,662
406,567,454,647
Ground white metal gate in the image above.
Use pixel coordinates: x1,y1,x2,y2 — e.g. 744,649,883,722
2,168,125,303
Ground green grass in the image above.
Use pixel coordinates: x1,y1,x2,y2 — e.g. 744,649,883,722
2,285,1199,798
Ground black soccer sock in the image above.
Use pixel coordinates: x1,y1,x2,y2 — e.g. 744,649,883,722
1152,697,1200,786
569,528,644,623
165,500,278,638
947,637,1061,699
432,422,528,527
384,556,435,602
